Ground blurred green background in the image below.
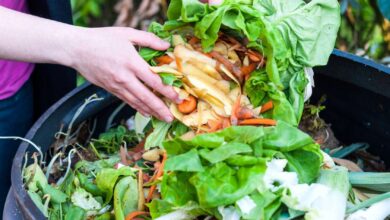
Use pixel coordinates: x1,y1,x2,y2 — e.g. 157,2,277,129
71,0,390,66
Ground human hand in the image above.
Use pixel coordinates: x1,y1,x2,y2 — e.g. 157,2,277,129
69,27,180,122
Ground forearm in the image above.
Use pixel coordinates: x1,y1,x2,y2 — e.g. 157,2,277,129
0,6,82,66
0,6,178,121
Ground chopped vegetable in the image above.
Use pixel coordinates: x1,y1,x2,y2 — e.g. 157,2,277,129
125,211,149,220
177,95,197,114
238,118,277,126
155,55,174,66
260,101,274,113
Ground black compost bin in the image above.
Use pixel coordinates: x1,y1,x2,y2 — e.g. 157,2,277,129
3,50,390,220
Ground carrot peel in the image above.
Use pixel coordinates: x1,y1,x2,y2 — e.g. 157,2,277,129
207,119,222,132
231,96,241,125
260,101,274,113
125,211,150,220
241,63,257,76
236,107,255,120
145,151,168,203
177,95,197,114
155,55,174,66
239,118,277,126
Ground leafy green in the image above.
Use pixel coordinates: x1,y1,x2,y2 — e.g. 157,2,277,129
226,155,267,166
157,121,322,215
240,190,282,220
75,155,121,175
190,162,265,207
113,176,138,220
71,187,102,211
245,69,300,126
139,22,172,63
28,191,48,217
24,162,48,192
144,119,172,149
148,199,213,219
148,199,175,219
93,125,141,154
139,48,165,62
38,182,68,204
95,167,135,204
199,142,252,164
262,121,314,151
159,73,183,87
254,0,341,67
284,146,323,183
58,171,76,197
77,172,104,196
165,148,204,172
161,172,198,206
64,205,86,220
169,120,189,138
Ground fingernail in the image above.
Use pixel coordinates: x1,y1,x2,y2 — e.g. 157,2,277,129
162,41,170,47
164,115,174,122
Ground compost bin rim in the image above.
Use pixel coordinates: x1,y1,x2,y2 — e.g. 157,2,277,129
332,49,390,74
10,82,91,219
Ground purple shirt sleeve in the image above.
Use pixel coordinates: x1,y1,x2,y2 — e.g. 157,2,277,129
0,0,35,100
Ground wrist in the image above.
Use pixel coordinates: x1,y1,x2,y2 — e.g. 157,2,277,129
57,25,89,68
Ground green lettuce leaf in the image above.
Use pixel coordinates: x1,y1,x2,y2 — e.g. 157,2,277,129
71,187,102,211
245,70,299,126
239,190,282,220
95,167,135,204
254,0,341,67
145,119,172,150
148,199,174,219
148,200,214,219
199,142,252,164
284,145,323,183
165,148,205,172
113,176,138,220
262,121,314,152
189,162,266,207
159,73,183,87
161,172,198,206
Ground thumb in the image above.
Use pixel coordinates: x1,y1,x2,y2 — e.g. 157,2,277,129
129,29,170,50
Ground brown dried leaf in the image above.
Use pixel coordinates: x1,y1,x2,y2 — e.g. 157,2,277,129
333,157,363,172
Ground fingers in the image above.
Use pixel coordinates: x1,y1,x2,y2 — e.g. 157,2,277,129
129,30,170,51
116,92,152,117
126,75,174,122
131,55,181,104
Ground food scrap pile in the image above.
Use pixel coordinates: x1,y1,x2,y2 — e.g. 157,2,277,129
22,0,390,220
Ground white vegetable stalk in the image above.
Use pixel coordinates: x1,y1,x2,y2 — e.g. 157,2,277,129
347,198,390,220
309,166,350,220
155,203,202,220
155,210,193,220
304,67,315,101
218,206,241,220
282,166,349,220
263,159,298,192
236,196,256,215
321,150,335,168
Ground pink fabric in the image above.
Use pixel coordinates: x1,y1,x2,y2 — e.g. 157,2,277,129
0,0,34,100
